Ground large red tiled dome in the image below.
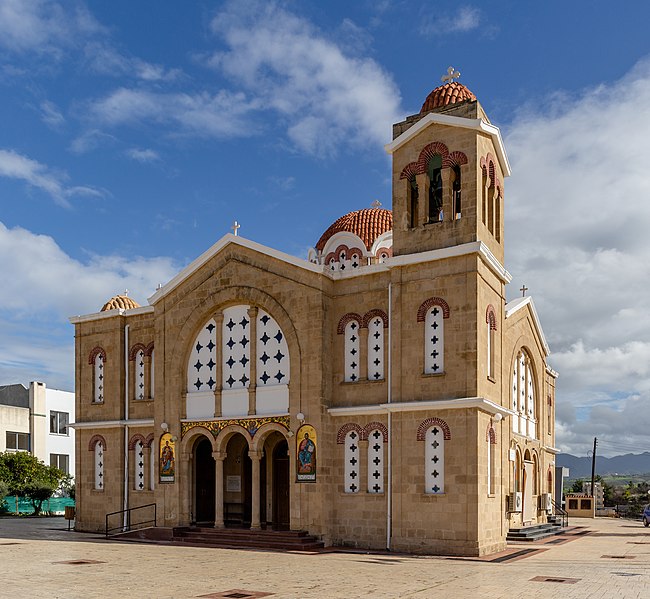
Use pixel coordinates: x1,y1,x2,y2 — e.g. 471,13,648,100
316,208,393,252
101,295,140,312
420,81,476,113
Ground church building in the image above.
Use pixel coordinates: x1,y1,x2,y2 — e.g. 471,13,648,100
70,75,558,556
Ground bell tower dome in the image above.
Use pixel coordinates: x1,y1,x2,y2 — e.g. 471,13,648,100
385,68,510,263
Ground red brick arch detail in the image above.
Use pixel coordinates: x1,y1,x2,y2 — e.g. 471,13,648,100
145,433,154,448
334,244,350,259
88,346,106,365
446,151,468,167
346,247,364,260
88,434,107,451
128,343,147,361
362,309,389,329
416,297,450,322
375,247,393,259
486,304,497,330
325,252,337,265
416,418,451,441
417,141,450,173
336,423,364,444
486,423,497,444
399,161,420,180
337,313,363,334
128,433,147,450
480,154,503,196
364,422,388,442
144,342,154,357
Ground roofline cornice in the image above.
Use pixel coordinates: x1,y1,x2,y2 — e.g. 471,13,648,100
384,112,511,177
505,295,550,355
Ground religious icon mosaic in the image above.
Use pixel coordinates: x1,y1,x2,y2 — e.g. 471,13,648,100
159,432,176,483
181,415,291,439
296,424,316,482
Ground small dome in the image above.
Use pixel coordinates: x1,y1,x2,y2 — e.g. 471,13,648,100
420,81,476,113
101,295,140,312
316,208,393,252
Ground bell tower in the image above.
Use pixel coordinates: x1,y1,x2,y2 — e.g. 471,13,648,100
386,69,510,263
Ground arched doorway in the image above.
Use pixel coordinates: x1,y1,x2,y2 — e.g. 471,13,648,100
194,437,215,525
223,433,252,527
272,439,290,529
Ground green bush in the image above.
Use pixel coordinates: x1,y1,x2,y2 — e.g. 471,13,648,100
23,481,57,516
0,479,9,513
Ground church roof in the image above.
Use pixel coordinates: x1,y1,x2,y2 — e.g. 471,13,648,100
101,295,140,312
420,82,476,113
315,208,393,252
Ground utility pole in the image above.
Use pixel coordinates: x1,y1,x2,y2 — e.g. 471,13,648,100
590,437,598,496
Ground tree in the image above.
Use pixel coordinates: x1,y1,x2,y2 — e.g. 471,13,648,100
0,452,66,515
571,479,585,493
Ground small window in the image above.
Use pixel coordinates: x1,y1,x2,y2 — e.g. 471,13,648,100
452,165,461,219
50,453,69,474
408,176,419,228
580,498,592,510
427,155,443,223
50,411,69,435
6,431,30,451
568,499,578,510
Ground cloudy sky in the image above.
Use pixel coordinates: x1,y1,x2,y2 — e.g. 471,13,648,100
1,0,649,457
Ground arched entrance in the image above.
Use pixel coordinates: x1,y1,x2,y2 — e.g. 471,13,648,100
194,437,215,524
223,433,252,527
272,438,290,529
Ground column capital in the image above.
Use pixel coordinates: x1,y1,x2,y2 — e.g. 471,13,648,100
213,310,224,324
212,451,227,461
247,306,259,318
248,450,263,461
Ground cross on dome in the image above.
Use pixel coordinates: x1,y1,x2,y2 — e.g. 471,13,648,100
371,199,382,208
520,284,528,297
441,66,461,84
231,221,240,236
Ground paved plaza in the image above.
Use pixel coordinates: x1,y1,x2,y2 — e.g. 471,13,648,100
0,516,648,598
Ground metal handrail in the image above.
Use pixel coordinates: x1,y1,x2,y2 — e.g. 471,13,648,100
105,503,157,538
551,498,568,528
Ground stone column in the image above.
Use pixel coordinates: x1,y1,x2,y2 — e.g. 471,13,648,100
144,353,152,400
247,306,258,416
441,167,452,222
416,173,427,226
180,451,191,525
249,451,262,530
213,451,226,528
213,312,224,417
359,325,369,381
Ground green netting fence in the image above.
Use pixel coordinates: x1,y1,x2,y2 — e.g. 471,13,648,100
1,496,75,515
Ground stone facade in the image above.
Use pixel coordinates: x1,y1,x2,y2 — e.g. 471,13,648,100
71,81,557,556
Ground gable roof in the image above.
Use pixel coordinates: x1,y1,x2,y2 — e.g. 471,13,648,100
505,295,550,355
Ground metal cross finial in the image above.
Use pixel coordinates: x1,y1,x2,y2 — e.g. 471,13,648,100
231,221,240,236
520,285,528,297
124,289,129,297
441,66,461,84
371,199,382,208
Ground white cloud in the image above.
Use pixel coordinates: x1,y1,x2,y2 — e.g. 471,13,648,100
207,0,402,155
0,222,180,389
0,148,103,207
125,148,160,163
69,129,116,154
420,6,481,36
39,100,65,129
504,58,650,455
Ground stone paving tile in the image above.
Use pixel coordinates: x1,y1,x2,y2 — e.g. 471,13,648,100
0,517,648,598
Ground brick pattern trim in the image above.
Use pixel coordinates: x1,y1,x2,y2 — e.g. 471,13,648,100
399,162,420,180
128,433,147,450
144,342,154,357
145,433,154,448
337,313,363,335
375,247,393,259
88,346,106,365
361,309,389,329
486,423,497,444
128,343,147,361
480,153,503,196
364,421,388,442
447,150,469,167
418,141,450,172
486,304,497,330
417,297,450,322
88,434,107,451
336,423,364,444
416,418,451,441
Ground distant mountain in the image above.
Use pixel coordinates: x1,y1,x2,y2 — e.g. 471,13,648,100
556,452,650,478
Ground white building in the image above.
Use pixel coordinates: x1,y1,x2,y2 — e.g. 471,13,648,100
0,381,75,477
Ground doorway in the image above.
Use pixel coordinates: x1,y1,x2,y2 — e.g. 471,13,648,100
223,434,252,527
272,439,290,529
194,437,215,525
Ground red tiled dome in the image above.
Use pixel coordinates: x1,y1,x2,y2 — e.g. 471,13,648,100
101,295,140,312
420,82,476,113
316,208,393,252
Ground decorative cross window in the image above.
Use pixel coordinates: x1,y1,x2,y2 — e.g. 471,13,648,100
135,349,145,400
344,320,360,382
424,306,444,374
93,353,105,403
134,440,145,491
344,431,360,493
94,441,104,491
424,426,445,494
187,319,217,392
367,429,384,494
367,317,384,381
511,349,536,439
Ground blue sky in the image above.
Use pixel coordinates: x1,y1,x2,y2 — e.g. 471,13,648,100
2,0,650,456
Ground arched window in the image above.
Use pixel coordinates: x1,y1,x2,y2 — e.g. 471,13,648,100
134,348,145,400
367,316,384,381
427,155,443,223
486,305,497,380
408,175,419,228
134,439,145,491
93,439,105,490
89,348,106,404
452,165,461,220
511,349,536,438
494,190,501,242
344,320,361,382
367,428,384,494
481,166,488,226
425,306,444,374
487,424,496,495
424,425,445,494
149,348,155,399
344,430,360,493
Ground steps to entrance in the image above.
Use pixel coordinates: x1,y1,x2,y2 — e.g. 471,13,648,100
506,522,564,542
171,526,324,552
